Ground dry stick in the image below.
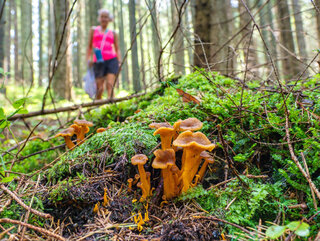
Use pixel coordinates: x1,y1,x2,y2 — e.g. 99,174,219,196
157,0,187,81
301,152,318,209
208,175,268,190
0,218,65,241
0,226,15,240
193,216,252,235
0,184,51,219
8,93,145,121
217,125,249,188
285,115,320,201
19,175,41,241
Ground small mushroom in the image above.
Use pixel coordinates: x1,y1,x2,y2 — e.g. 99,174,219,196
152,149,179,199
55,127,75,149
127,178,133,192
70,124,82,143
173,131,216,193
153,126,176,150
179,118,203,132
131,154,150,201
96,126,111,133
197,151,215,181
149,122,172,129
74,119,93,141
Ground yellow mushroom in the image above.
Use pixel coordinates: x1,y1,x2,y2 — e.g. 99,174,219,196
131,154,150,201
197,151,215,181
173,131,216,193
74,119,93,141
55,127,75,149
152,149,179,199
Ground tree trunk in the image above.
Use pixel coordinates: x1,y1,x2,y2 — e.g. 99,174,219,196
291,0,308,61
171,0,185,76
88,0,101,26
129,0,141,92
137,0,146,89
239,0,259,77
75,0,83,88
276,0,301,80
52,0,72,100
13,0,19,82
315,0,320,72
210,0,233,74
20,0,33,83
185,5,193,67
6,1,11,77
148,0,162,78
193,0,211,68
119,0,129,90
0,0,5,74
38,0,43,86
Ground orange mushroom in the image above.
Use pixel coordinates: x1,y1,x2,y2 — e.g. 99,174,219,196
153,126,176,150
55,127,75,149
173,131,216,193
152,149,179,199
179,118,203,132
149,122,172,129
96,126,111,133
74,119,93,141
197,151,215,181
70,124,82,143
128,178,133,192
131,154,150,201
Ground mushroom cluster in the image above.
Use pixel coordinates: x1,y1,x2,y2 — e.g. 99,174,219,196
55,119,93,149
128,118,216,202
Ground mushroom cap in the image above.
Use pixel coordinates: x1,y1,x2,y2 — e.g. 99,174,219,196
179,118,203,132
131,154,148,165
170,165,180,173
127,178,133,183
97,127,107,133
173,131,216,151
153,126,175,136
74,119,93,127
55,127,75,138
152,149,176,169
70,124,82,133
149,122,172,129
200,151,214,163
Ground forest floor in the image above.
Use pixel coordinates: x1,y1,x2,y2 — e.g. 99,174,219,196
1,71,320,240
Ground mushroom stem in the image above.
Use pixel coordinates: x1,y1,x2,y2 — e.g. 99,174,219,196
64,136,75,149
128,178,133,192
198,160,210,181
191,174,201,187
160,134,174,150
137,165,150,196
162,168,177,200
180,148,202,193
133,174,140,185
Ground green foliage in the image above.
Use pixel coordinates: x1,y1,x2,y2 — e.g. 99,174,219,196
266,221,310,239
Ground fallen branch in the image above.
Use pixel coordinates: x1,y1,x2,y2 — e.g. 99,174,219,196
0,218,65,241
208,175,268,189
0,184,52,219
8,93,146,121
193,216,252,235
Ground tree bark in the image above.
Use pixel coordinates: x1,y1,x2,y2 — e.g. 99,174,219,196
291,0,308,61
239,0,259,77
52,0,72,100
0,0,5,74
171,0,185,76
148,0,162,78
76,0,83,88
12,0,19,82
129,0,141,92
20,0,33,83
119,0,129,90
137,0,146,89
38,0,43,86
276,0,301,80
193,0,211,68
6,1,11,77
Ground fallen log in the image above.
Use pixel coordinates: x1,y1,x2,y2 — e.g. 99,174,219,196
8,93,146,121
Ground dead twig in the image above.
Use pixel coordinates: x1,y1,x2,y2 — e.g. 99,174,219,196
0,218,65,241
0,184,52,219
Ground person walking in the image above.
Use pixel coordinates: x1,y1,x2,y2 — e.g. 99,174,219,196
86,9,121,99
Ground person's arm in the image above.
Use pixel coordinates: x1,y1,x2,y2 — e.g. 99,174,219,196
113,32,121,63
86,27,95,66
